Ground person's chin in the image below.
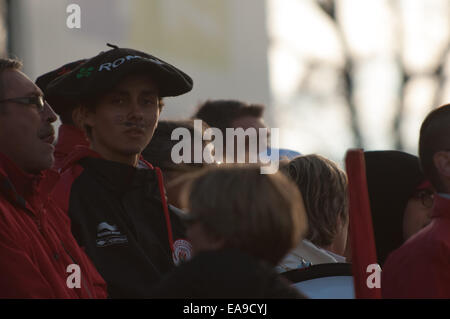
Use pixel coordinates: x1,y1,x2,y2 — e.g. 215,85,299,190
119,145,145,156
123,138,148,151
29,155,54,173
38,142,55,168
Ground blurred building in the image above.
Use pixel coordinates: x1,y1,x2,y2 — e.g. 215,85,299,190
8,0,272,122
6,0,450,163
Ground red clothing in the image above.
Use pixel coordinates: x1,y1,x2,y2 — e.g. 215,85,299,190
53,124,89,170
382,194,450,298
0,153,107,298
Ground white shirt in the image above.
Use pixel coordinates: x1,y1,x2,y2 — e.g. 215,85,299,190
276,239,346,273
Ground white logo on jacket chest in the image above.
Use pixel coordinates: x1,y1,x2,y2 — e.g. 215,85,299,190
96,222,128,247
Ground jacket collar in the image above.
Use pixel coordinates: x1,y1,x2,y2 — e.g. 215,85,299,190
54,124,89,165
0,152,59,211
60,145,102,172
432,194,450,219
81,157,157,194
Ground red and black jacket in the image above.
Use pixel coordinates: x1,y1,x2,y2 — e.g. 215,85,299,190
53,124,89,171
52,146,191,298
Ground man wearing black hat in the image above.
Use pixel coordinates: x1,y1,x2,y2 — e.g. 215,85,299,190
49,44,194,298
35,59,89,170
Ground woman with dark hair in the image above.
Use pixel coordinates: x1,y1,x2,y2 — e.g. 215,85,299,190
364,151,435,266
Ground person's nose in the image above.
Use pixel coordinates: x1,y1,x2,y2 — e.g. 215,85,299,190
128,99,144,121
41,101,58,124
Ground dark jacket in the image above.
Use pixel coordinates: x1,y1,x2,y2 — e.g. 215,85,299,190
52,146,191,298
149,248,305,299
0,152,107,298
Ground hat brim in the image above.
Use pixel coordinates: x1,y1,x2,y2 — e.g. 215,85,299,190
46,47,193,102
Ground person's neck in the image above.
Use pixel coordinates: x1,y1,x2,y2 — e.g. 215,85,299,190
323,242,344,257
90,144,139,167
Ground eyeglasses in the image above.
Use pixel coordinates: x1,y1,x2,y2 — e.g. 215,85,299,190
412,189,434,208
0,96,45,112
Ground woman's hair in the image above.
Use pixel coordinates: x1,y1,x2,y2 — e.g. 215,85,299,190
192,99,264,135
364,150,426,265
182,165,307,265
286,154,348,248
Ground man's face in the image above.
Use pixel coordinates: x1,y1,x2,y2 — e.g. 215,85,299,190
84,74,160,164
231,115,267,132
0,69,57,173
230,115,270,161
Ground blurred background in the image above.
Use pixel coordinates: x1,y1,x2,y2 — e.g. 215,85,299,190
2,0,450,163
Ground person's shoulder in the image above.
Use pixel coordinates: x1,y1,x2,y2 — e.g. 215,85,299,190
384,227,429,264
382,223,446,282
405,220,450,259
429,219,450,260
429,217,450,242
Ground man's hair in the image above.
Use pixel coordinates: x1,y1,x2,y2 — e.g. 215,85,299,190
419,103,450,192
286,154,348,248
183,165,307,265
141,119,209,170
192,100,264,134
0,58,23,99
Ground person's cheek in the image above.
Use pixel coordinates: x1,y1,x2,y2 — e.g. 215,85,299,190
403,201,430,240
422,208,433,227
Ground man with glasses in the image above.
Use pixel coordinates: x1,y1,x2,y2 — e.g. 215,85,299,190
382,104,450,298
0,58,107,298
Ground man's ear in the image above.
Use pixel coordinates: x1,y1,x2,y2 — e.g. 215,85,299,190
71,106,85,130
74,104,95,140
433,151,450,179
76,105,94,127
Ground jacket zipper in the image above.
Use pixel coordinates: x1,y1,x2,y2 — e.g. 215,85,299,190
24,206,94,298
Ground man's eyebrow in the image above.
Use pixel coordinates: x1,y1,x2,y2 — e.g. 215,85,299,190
140,89,159,95
108,90,129,96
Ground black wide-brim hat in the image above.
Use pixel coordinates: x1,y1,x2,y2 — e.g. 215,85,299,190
35,59,87,113
36,59,87,94
46,44,193,101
